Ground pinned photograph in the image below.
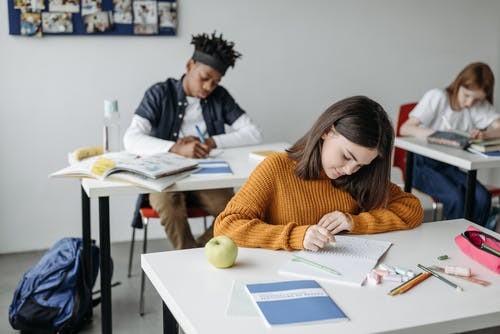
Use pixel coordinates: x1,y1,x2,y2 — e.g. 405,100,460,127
42,12,73,33
113,0,132,24
15,0,45,11
133,0,158,34
158,1,177,29
20,12,42,37
84,11,113,33
48,0,80,13
81,0,102,16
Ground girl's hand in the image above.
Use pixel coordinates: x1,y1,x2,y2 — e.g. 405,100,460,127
470,128,486,140
317,211,353,235
303,225,333,251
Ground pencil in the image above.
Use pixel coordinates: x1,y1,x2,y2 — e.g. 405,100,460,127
388,273,423,296
397,272,431,294
418,264,463,292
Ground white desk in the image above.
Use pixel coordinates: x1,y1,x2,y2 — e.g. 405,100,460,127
78,142,289,334
394,137,500,220
142,220,500,334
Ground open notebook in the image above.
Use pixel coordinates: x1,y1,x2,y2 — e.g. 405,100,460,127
279,236,391,286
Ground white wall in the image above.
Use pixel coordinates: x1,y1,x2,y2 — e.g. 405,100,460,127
1,0,500,253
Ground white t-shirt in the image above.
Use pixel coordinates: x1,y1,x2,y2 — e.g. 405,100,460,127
409,88,499,133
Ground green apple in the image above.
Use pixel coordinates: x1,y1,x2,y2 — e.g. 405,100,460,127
205,235,238,268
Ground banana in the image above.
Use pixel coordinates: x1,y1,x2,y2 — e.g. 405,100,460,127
72,146,104,161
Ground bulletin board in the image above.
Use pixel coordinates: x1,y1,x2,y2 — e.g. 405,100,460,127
8,0,177,37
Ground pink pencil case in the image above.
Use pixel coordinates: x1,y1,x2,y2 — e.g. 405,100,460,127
454,225,500,274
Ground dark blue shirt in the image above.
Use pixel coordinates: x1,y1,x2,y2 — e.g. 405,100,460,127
135,76,245,140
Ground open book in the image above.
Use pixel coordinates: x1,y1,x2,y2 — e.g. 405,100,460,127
279,236,391,286
50,151,199,192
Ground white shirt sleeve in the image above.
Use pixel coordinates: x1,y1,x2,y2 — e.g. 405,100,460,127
123,115,175,155
212,114,263,148
409,89,446,128
470,101,500,130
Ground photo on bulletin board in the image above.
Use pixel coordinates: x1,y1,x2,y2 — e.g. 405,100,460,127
8,0,178,37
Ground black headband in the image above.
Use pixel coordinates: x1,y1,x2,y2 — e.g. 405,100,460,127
192,50,229,75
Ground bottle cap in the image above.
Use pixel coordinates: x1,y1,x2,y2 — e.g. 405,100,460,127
104,100,119,117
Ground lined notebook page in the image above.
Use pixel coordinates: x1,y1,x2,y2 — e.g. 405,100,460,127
279,236,392,286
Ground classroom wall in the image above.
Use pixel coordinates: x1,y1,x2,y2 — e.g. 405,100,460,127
1,0,500,253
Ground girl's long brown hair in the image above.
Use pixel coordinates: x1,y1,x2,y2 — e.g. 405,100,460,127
446,62,495,107
287,96,394,211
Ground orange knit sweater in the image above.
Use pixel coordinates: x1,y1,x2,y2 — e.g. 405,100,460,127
214,153,424,250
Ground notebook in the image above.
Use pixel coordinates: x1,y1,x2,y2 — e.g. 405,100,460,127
190,161,232,176
245,280,348,327
279,236,392,286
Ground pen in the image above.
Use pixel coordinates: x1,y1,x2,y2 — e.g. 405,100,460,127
195,125,206,144
292,255,341,276
417,264,463,292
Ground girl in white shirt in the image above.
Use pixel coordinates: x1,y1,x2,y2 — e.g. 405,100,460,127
400,62,500,226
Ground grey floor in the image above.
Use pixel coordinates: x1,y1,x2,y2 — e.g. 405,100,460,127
2,238,499,334
1,238,173,334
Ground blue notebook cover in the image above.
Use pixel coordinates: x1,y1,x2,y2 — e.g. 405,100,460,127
191,161,232,175
245,280,348,326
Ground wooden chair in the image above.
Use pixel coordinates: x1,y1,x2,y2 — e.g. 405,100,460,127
395,102,500,220
127,205,211,316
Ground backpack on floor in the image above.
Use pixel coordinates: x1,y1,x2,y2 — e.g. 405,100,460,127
8,238,100,333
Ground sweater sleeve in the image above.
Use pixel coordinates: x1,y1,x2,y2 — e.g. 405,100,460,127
349,183,424,234
214,155,309,251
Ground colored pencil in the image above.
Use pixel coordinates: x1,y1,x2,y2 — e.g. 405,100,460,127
397,272,431,294
388,273,424,296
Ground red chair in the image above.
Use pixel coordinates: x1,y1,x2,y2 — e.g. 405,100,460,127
127,205,211,316
395,102,500,220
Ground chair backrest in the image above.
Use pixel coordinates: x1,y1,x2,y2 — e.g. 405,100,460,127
394,102,417,178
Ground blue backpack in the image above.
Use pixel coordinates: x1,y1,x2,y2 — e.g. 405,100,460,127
9,238,100,333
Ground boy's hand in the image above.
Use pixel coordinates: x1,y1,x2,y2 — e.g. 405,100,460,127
170,138,210,158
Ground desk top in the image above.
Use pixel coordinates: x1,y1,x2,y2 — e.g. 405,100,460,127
81,142,289,198
142,220,500,334
395,137,500,170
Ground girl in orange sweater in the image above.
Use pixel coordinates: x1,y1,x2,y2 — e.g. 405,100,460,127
214,96,424,251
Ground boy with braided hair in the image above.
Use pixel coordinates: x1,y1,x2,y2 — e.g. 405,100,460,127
124,32,262,249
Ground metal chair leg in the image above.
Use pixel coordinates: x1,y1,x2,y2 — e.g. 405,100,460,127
127,228,136,278
432,202,438,221
203,216,207,231
140,217,149,316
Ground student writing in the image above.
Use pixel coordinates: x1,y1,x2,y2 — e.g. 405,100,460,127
124,32,262,249
400,62,500,226
214,96,423,251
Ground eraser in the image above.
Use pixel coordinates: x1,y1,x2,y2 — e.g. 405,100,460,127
445,265,471,277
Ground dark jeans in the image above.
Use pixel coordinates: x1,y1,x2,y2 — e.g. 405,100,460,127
413,154,491,226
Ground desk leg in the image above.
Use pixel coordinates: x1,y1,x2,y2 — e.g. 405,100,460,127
163,302,178,334
81,186,92,317
99,197,112,334
404,151,414,193
464,170,477,221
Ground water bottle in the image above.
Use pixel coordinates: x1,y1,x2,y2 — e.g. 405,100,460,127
103,99,121,152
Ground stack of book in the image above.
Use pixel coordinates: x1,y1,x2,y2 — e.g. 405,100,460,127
467,139,500,157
